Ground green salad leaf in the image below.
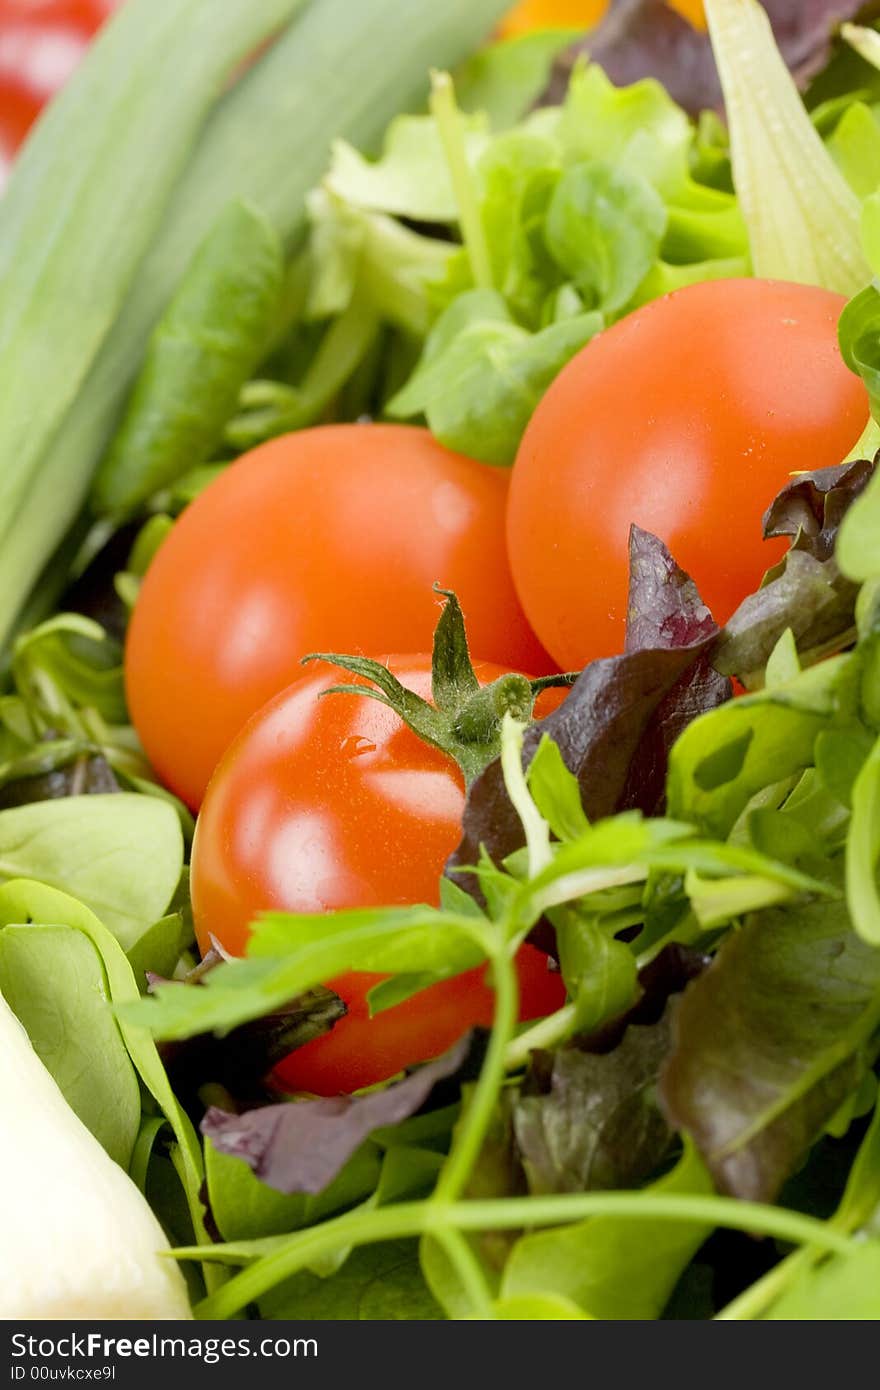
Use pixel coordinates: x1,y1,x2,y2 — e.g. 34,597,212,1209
0,795,183,951
260,1240,444,1321
543,160,667,313
499,1142,714,1320
0,924,141,1168
206,1139,383,1245
765,1242,880,1319
455,29,584,131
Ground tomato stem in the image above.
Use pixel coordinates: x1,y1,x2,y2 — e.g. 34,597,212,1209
453,675,533,744
303,590,566,788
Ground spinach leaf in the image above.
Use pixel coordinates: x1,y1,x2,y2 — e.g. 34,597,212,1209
0,923,140,1169
0,880,207,1242
659,878,880,1202
93,199,283,519
492,1293,592,1318
126,911,190,989
0,794,183,950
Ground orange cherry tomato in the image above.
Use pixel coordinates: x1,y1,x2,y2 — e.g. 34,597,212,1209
191,658,566,1094
500,0,705,39
501,0,607,36
125,424,553,810
506,278,869,672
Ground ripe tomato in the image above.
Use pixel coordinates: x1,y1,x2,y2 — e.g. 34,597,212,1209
0,1,116,185
507,278,869,671
191,658,567,1094
125,424,553,810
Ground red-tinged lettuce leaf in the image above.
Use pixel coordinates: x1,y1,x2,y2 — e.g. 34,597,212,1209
514,1013,676,1196
659,880,880,1202
763,456,876,562
624,524,717,653
714,458,873,685
545,0,879,116
448,528,730,886
510,945,708,1196
202,1034,474,1195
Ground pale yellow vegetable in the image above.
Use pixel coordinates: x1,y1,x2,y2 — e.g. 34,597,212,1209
0,992,191,1320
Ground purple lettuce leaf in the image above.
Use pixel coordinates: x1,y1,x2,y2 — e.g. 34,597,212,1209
544,0,880,116
202,1034,473,1195
510,945,708,1196
513,1012,676,1195
714,458,874,684
447,527,729,889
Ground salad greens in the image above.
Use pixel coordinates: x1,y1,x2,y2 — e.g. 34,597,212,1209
297,59,750,464
4,0,880,1325
0,925,142,1169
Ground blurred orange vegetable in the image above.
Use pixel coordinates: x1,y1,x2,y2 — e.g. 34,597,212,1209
501,0,705,37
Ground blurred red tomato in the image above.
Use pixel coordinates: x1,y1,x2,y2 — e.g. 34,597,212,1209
0,1,118,185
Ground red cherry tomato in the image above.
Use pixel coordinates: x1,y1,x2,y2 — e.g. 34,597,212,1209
0,1,117,183
507,278,869,672
126,424,554,810
191,658,566,1095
